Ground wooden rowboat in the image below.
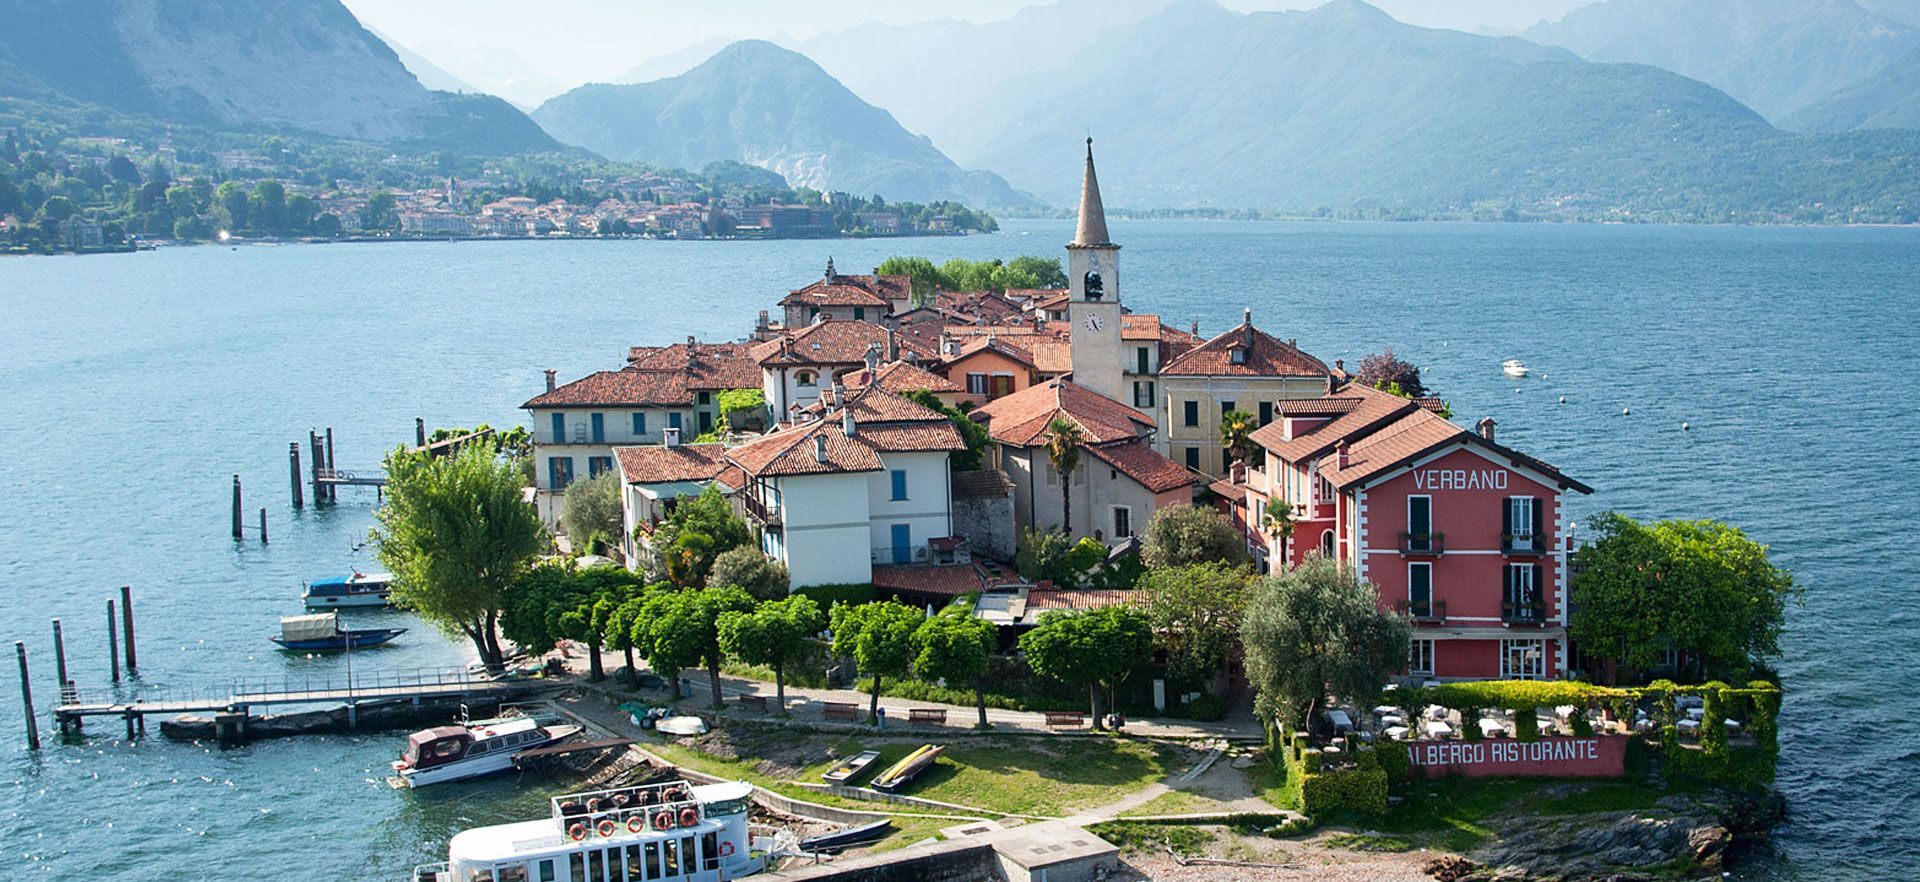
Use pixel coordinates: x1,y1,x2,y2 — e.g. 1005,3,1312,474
821,750,882,784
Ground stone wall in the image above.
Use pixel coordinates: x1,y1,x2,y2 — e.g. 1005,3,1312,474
769,840,1001,882
953,491,1015,561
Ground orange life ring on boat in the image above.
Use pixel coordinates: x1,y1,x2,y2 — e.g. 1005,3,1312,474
654,811,675,830
627,815,646,834
567,823,588,842
679,807,698,827
720,840,736,858
597,819,618,838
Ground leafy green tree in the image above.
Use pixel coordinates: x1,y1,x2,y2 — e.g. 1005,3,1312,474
913,607,997,728
1006,255,1067,288
718,594,825,711
707,545,791,600
1571,513,1794,683
651,485,752,586
1044,417,1085,533
105,155,140,185
285,193,317,232
1142,563,1254,682
1241,556,1412,732
1142,504,1250,569
372,440,546,670
904,389,989,470
165,185,199,218
0,171,22,218
639,586,758,706
215,180,250,230
1355,348,1428,398
1220,409,1258,464
562,469,624,551
37,195,77,223
631,591,699,698
1019,606,1153,729
252,180,287,233
360,190,397,231
830,600,923,721
876,255,943,303
1016,528,1075,584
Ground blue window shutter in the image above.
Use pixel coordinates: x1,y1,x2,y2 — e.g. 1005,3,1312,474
591,413,605,443
891,470,907,500
633,413,646,435
669,412,682,429
891,524,912,564
551,413,565,443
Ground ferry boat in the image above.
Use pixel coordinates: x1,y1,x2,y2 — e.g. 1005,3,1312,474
303,572,394,608
392,715,585,788
412,779,789,882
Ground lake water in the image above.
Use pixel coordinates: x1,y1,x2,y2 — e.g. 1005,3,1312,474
2,219,1916,880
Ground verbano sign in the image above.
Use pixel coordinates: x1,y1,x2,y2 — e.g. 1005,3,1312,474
1411,467,1509,491
1408,735,1626,778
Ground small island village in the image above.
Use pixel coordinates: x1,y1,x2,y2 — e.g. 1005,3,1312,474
23,144,1794,882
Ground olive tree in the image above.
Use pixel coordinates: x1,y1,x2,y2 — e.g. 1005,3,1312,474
706,545,791,600
1241,557,1412,732
1142,504,1250,569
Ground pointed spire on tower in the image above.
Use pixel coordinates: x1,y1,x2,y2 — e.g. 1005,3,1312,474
1072,137,1111,247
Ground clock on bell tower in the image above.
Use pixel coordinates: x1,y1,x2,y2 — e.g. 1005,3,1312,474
1067,138,1124,402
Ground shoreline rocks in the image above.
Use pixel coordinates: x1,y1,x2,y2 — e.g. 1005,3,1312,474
1459,788,1781,882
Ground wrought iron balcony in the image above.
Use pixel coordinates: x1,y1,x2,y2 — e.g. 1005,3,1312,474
1398,532,1445,555
1393,598,1447,624
740,493,782,528
1501,533,1546,555
1502,598,1548,624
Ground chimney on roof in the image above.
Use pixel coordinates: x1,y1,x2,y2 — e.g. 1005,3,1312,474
664,426,681,448
825,256,836,279
1334,358,1344,373
757,309,769,330
865,344,881,374
814,433,828,463
886,329,899,361
843,408,858,437
1190,320,1200,336
1477,417,1497,443
1336,440,1351,470
544,369,556,393
1033,314,1044,332
1243,308,1254,348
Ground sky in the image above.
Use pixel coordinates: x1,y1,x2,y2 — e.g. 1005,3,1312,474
342,0,1602,105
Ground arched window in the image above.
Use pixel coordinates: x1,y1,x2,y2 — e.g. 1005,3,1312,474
1320,529,1335,557
795,371,817,387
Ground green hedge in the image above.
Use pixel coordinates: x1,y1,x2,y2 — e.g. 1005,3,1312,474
1301,768,1389,815
1373,741,1411,783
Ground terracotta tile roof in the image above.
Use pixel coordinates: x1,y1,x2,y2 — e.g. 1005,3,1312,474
856,422,966,453
1276,397,1360,416
780,273,909,309
971,378,1155,447
873,563,1017,598
1026,339,1074,374
843,360,962,395
932,290,1026,322
752,321,924,367
1003,288,1067,306
1250,383,1417,463
1160,320,1330,378
725,421,885,477
523,370,688,408
953,468,1015,499
1087,440,1198,493
1208,477,1246,500
945,335,1038,369
624,341,763,390
614,443,742,487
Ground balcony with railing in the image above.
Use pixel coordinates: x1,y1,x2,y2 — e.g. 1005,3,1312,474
1501,533,1546,555
1398,532,1445,556
1501,596,1548,625
740,493,781,528
1392,597,1447,624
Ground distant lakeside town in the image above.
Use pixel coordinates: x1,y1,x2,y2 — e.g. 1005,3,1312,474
0,128,998,256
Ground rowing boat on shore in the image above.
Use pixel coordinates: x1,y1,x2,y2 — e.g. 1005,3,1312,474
871,744,943,792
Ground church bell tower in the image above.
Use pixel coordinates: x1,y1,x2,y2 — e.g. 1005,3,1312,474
1067,138,1124,403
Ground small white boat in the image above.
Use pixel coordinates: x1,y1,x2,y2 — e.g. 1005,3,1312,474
303,572,393,608
391,717,583,788
1502,359,1531,378
655,716,710,737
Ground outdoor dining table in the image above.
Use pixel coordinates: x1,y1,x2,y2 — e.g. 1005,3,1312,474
1425,720,1454,739
1385,726,1410,740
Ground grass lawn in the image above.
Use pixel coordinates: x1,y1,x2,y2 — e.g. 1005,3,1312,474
1321,778,1667,852
1086,821,1217,857
1117,787,1238,818
796,735,1179,817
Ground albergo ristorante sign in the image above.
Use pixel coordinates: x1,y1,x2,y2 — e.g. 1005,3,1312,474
1408,736,1627,778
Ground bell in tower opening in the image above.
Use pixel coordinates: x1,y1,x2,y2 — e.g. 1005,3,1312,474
1084,269,1104,301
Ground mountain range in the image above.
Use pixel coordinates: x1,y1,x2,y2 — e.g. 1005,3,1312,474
533,41,1038,208
1523,0,1920,131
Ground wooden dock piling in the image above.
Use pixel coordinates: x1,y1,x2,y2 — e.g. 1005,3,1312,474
119,585,137,676
51,619,68,700
309,431,324,503
259,508,268,543
107,600,119,683
416,417,427,448
17,642,38,750
231,475,244,540
325,428,337,502
289,442,304,509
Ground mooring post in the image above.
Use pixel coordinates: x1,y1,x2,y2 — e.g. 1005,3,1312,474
231,475,244,540
416,417,427,449
259,508,268,543
125,711,136,740
289,442,304,509
119,585,138,676
107,600,120,683
309,431,323,503
17,642,39,750
51,619,68,703
325,428,337,502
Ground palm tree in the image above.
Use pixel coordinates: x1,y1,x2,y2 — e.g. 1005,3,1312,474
1261,500,1296,564
1044,417,1086,533
1220,409,1258,466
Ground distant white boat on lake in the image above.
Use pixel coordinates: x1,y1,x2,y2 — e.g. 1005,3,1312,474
1502,359,1531,378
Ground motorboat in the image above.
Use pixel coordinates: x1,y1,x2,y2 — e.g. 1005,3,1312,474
799,818,892,853
821,750,881,784
1502,359,1531,378
303,572,393,608
655,716,710,737
870,744,944,792
411,779,790,882
391,716,584,788
270,612,406,651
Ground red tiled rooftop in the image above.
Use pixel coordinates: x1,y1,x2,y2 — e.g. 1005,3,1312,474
524,370,688,408
1161,319,1330,378
614,444,744,489
843,360,962,395
1086,441,1198,493
970,378,1155,447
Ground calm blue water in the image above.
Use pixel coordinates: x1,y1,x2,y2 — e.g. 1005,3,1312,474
2,220,1915,880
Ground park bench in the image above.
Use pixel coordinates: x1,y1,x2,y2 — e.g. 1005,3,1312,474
1044,711,1087,728
736,695,767,713
823,702,860,721
908,708,948,725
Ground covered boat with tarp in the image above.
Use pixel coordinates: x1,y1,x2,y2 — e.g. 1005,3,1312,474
270,612,406,651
